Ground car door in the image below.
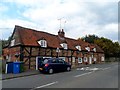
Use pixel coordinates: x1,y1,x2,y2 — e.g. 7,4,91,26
58,59,66,71
50,59,59,72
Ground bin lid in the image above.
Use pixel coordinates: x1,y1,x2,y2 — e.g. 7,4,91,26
13,62,22,64
6,62,13,64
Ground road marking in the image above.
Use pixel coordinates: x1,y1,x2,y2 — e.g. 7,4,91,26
74,71,93,78
77,67,100,71
35,81,58,88
102,67,111,70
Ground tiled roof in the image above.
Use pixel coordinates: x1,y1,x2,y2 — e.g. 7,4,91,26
11,25,104,53
91,44,104,53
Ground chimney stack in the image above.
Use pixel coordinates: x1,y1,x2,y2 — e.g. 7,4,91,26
58,29,65,38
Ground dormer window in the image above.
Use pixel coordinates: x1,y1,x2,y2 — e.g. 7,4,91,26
85,47,90,52
10,39,15,46
76,45,81,51
38,40,47,47
60,43,68,49
93,48,96,52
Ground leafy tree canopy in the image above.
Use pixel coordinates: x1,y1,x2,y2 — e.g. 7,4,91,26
79,35,120,57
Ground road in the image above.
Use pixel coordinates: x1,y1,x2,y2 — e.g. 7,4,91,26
2,62,119,89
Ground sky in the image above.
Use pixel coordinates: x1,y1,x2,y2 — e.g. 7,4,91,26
0,0,118,42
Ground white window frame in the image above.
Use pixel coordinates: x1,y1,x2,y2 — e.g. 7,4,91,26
84,57,88,62
85,47,90,52
10,39,15,46
76,45,81,51
38,40,47,47
93,48,96,52
78,58,82,63
60,43,68,49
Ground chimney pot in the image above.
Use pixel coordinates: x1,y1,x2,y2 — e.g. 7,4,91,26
58,29,65,38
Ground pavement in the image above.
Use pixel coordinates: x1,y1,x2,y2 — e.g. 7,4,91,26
2,62,106,80
2,70,40,80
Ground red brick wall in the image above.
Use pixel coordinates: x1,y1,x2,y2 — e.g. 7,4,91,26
3,47,20,62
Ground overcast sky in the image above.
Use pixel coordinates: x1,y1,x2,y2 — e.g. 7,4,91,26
0,0,118,42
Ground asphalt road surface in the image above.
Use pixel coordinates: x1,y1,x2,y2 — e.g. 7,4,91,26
2,62,119,89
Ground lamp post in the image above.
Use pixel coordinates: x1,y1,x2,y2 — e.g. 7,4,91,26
56,47,60,58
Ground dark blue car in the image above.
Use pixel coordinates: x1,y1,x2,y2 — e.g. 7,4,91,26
38,58,71,74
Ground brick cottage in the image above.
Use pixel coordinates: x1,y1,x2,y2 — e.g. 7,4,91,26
2,25,105,70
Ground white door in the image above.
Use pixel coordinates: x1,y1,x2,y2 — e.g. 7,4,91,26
89,57,92,64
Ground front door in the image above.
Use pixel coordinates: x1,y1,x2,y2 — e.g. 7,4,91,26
36,56,43,70
89,57,92,64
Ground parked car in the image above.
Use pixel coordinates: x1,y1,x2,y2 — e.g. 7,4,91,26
38,58,71,74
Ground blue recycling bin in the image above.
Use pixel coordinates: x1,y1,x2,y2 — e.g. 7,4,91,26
13,62,21,74
7,62,13,73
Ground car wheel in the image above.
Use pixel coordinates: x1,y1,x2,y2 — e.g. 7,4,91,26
49,68,53,74
67,67,71,71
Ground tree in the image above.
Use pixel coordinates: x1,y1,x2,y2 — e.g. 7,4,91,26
81,34,99,43
78,34,120,58
0,36,11,48
113,42,120,57
95,38,109,56
94,37,120,57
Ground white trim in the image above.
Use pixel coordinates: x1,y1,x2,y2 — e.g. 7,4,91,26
60,43,68,49
85,47,90,52
5,64,8,74
76,45,81,51
93,48,96,52
36,57,38,70
38,40,47,47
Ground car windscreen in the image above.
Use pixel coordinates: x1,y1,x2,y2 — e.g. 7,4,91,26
43,59,49,64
